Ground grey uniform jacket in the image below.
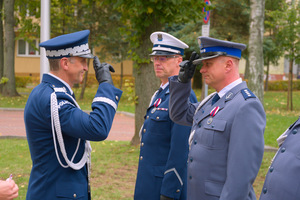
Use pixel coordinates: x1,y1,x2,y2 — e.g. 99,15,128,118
260,117,300,200
168,76,266,200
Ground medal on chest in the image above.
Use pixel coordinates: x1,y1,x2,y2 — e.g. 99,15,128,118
151,98,162,113
207,106,220,124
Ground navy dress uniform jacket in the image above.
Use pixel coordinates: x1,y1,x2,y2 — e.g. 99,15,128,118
134,85,197,200
260,117,300,200
24,74,122,200
168,76,266,200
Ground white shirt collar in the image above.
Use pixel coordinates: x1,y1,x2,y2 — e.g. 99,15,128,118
218,78,242,98
160,82,169,90
48,73,74,95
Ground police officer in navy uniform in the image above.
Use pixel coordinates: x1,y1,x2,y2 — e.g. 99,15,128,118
24,30,122,200
260,119,300,199
168,37,266,200
134,32,197,200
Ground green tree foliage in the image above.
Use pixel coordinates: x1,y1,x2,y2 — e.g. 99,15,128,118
268,0,300,110
112,0,206,145
263,0,285,91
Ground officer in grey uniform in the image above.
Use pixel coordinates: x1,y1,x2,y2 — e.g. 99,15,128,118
260,118,300,200
24,30,122,200
134,32,197,200
168,36,266,200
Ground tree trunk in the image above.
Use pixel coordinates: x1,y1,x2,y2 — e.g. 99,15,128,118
130,25,161,146
0,0,4,93
120,60,123,89
287,59,293,111
244,58,250,80
192,69,202,89
248,0,265,103
265,61,269,91
2,0,18,96
79,58,90,100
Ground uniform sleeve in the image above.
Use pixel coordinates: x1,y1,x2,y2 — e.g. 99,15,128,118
58,82,123,141
169,76,198,127
160,92,197,199
220,99,265,200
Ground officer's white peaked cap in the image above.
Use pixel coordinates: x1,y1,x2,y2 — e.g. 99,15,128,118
40,30,94,59
150,32,189,56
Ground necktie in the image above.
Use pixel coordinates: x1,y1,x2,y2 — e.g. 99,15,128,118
211,94,220,105
157,87,163,95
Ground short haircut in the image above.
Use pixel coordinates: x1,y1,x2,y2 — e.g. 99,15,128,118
48,57,75,71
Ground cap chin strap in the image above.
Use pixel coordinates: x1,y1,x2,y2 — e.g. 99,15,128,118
50,90,92,177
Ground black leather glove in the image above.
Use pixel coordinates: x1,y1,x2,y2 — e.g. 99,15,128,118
178,51,200,83
93,56,115,85
160,194,174,200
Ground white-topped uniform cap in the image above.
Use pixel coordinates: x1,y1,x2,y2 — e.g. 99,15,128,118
150,32,189,56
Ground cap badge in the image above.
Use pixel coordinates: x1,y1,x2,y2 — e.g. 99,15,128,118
158,34,163,41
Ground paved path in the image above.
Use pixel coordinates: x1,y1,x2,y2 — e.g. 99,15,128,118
0,108,277,152
0,109,135,141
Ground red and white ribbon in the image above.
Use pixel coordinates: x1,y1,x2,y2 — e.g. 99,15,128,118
153,98,162,108
210,106,220,117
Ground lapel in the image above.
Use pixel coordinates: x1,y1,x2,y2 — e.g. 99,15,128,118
147,86,169,111
194,82,247,124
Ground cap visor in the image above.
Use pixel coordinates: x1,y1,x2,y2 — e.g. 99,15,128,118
192,54,221,65
78,53,94,59
149,50,176,56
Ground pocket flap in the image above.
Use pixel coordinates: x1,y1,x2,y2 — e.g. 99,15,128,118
204,119,226,132
56,182,85,198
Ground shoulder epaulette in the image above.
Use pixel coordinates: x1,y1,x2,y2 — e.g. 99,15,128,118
241,88,256,100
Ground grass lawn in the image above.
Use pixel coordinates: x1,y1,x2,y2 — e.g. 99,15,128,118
0,86,299,199
0,138,276,199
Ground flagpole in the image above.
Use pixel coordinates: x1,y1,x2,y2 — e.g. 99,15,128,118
40,0,50,82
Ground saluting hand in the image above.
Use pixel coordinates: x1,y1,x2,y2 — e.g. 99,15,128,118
93,56,115,85
178,51,200,83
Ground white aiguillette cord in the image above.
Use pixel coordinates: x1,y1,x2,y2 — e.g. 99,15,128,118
50,89,92,177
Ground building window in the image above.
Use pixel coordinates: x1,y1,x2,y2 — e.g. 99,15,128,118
17,39,39,56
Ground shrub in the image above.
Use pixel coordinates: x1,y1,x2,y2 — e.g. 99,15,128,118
267,80,300,91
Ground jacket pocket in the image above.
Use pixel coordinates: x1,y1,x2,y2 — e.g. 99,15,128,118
56,181,85,199
199,119,227,149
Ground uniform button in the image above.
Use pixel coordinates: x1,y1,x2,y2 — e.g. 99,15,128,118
263,188,267,194
189,176,192,179
198,123,201,127
269,166,274,172
141,142,144,147
194,140,197,145
190,157,193,162
140,156,143,160
281,147,286,153
73,193,77,198
292,129,298,134
156,116,159,120
146,116,149,119
176,189,180,193
115,96,119,101
143,129,146,133
211,125,215,128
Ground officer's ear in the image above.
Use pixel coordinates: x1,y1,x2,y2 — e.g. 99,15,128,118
224,58,234,73
60,57,70,71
